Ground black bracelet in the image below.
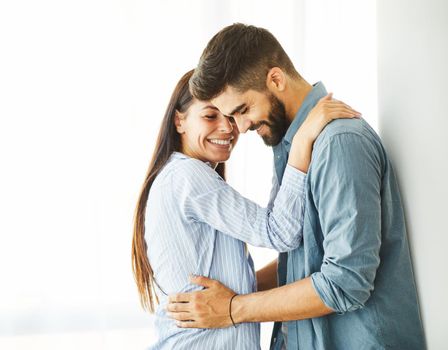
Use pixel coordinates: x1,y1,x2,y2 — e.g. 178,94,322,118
229,294,238,328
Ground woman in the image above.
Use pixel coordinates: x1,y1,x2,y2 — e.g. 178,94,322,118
132,70,359,349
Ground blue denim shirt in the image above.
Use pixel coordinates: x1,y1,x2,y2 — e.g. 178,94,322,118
270,82,425,350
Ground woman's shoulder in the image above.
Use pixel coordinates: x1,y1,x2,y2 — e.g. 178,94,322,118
153,152,221,188
159,152,224,196
167,152,220,178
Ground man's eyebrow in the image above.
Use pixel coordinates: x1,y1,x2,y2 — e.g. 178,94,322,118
227,103,246,117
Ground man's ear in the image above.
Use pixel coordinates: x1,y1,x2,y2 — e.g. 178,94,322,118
266,67,286,93
174,110,185,134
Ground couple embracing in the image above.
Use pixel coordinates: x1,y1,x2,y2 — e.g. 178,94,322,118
132,24,425,350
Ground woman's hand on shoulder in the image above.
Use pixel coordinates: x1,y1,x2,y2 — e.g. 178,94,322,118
288,94,360,173
295,93,361,144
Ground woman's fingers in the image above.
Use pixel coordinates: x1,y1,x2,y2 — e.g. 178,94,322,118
324,101,359,112
318,98,361,116
327,106,360,115
323,104,361,117
326,108,362,120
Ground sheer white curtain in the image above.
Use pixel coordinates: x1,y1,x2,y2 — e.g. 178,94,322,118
0,1,376,349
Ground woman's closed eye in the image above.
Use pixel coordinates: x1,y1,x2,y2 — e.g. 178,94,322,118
227,116,236,124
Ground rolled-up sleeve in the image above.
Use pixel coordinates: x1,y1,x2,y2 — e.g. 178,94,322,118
310,132,382,313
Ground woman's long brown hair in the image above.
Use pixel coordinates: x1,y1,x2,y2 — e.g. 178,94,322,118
132,69,226,312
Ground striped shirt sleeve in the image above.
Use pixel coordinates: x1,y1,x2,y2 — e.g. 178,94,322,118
173,158,307,252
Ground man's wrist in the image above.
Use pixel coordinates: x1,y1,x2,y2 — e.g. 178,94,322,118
228,294,238,327
231,294,247,324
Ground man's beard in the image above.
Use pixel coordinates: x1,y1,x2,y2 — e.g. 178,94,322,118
251,94,290,146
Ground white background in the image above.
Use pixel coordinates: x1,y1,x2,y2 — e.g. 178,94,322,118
0,1,419,349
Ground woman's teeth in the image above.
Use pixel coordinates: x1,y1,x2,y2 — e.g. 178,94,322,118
209,139,231,145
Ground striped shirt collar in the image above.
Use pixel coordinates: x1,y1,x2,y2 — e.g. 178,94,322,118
171,151,213,168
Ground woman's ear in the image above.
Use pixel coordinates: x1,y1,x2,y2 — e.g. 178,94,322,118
174,110,185,134
266,67,286,93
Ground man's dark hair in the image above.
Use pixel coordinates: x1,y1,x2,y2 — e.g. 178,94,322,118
190,23,300,101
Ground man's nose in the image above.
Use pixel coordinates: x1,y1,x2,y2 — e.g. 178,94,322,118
234,118,251,133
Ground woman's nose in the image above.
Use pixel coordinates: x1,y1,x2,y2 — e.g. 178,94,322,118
218,116,234,133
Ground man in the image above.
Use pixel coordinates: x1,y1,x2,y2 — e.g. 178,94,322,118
167,23,425,349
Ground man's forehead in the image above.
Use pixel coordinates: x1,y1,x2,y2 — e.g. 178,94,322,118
211,87,249,115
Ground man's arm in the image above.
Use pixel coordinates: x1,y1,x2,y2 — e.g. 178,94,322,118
234,277,333,323
309,131,382,313
167,275,333,328
256,258,278,292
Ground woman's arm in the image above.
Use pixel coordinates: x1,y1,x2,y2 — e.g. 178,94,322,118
178,160,305,251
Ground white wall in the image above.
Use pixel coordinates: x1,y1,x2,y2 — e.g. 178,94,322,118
377,1,448,348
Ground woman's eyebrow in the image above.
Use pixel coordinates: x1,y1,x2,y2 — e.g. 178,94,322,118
201,105,219,111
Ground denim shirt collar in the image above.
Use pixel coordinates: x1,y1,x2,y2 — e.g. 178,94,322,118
272,82,327,184
283,81,327,149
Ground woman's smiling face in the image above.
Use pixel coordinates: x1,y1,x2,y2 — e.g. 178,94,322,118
175,99,239,165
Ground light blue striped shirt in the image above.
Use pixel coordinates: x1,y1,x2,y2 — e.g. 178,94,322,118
145,152,306,349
